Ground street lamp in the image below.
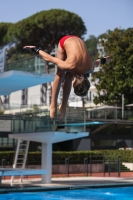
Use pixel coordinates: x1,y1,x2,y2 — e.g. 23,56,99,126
122,94,124,119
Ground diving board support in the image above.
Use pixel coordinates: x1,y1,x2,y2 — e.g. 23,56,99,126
9,131,89,184
84,111,86,132
42,143,52,184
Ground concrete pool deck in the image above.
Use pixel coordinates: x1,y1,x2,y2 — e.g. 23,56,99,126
0,176,133,193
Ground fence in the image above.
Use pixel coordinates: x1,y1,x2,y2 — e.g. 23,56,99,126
0,155,121,177
61,155,121,177
6,55,56,74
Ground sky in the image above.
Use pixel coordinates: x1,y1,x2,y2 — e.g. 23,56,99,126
0,0,133,40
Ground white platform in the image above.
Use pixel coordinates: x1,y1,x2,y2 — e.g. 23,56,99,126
9,131,89,143
9,131,89,184
0,70,55,95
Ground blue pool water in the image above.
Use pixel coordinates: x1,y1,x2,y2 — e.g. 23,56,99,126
0,186,133,200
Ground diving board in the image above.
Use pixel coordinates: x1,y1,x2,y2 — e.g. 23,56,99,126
0,168,47,185
57,121,106,127
36,121,107,132
0,70,55,95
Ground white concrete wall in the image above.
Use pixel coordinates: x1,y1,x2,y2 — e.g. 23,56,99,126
123,162,133,171
28,85,41,105
3,85,41,106
9,90,21,106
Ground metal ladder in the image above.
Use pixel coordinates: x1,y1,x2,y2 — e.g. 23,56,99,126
11,139,30,183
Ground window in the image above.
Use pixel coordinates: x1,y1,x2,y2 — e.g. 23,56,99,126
91,124,116,135
117,124,132,135
0,137,14,147
92,139,116,146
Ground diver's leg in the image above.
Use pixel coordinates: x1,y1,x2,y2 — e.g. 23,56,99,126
50,44,66,119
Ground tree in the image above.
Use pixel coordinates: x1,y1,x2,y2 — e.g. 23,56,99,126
6,9,87,63
85,35,98,59
0,23,12,47
7,9,86,73
92,28,133,105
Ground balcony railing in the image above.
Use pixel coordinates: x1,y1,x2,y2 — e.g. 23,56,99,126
12,110,86,134
0,104,133,134
87,109,133,121
1,103,133,121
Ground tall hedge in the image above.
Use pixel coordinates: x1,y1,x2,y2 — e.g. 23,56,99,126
0,150,133,166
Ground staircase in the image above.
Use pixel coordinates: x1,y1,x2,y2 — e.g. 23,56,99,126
120,164,131,172
104,162,131,172
11,139,30,183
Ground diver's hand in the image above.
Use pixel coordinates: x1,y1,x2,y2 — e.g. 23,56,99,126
23,46,42,54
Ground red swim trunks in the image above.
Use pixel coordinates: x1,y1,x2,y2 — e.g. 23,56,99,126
59,35,79,49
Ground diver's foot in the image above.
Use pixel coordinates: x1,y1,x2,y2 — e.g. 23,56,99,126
50,105,57,120
58,104,62,110
59,107,66,121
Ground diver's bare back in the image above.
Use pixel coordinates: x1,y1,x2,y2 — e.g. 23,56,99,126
64,37,92,74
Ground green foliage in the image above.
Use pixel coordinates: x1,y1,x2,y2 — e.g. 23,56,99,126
23,104,40,115
85,35,98,59
1,150,133,166
92,28,133,105
6,46,31,63
27,151,41,165
0,110,4,114
0,151,14,165
6,9,87,54
0,22,13,46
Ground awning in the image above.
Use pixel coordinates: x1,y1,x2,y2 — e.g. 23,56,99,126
87,105,122,111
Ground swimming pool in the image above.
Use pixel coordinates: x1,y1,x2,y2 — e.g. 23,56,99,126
0,186,133,200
